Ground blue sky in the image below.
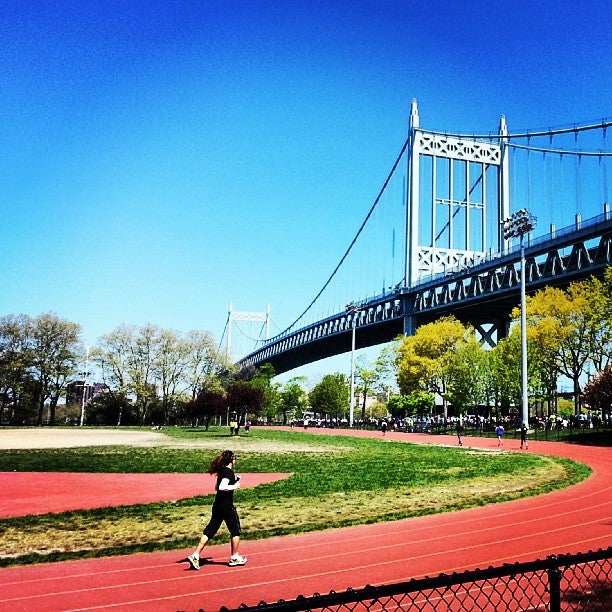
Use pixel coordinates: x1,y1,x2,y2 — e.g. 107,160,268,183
1,1,610,383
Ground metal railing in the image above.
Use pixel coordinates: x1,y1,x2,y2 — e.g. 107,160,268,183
218,547,611,611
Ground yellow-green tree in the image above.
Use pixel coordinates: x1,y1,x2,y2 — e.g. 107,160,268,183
395,316,471,417
446,335,490,415
518,279,602,414
583,267,612,373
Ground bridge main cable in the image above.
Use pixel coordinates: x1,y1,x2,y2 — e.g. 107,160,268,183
419,118,611,141
278,134,411,337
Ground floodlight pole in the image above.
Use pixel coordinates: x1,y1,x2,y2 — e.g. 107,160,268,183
502,209,536,430
519,235,528,430
346,302,359,428
79,347,89,427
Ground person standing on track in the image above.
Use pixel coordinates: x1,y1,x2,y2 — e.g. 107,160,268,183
456,422,464,446
520,423,529,449
187,450,247,569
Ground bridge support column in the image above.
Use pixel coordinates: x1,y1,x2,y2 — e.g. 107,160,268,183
403,315,416,337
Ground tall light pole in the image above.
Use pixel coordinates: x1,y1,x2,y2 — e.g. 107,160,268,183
79,347,89,427
345,302,360,428
502,209,536,429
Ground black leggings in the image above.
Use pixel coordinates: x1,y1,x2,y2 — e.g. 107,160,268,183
203,504,242,539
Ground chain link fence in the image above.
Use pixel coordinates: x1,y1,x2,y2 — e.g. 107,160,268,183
218,547,611,612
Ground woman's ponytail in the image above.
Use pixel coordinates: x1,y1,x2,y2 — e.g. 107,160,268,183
208,450,235,474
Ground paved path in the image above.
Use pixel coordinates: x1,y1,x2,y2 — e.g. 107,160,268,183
0,430,609,611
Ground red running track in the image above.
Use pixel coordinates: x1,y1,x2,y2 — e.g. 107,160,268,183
0,431,610,611
0,472,291,518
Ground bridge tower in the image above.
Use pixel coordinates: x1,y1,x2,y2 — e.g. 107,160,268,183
406,100,510,286
405,100,511,342
226,302,271,360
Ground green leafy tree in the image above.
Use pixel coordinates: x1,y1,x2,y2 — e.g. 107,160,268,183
86,391,136,425
0,314,34,424
91,325,131,425
387,391,434,419
153,329,190,425
373,344,399,401
446,336,489,415
355,356,377,421
251,363,281,422
489,335,521,419
309,373,349,421
279,376,309,425
583,268,612,373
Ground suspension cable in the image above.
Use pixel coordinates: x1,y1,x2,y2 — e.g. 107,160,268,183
217,313,230,353
279,135,411,335
508,142,612,157
418,119,611,141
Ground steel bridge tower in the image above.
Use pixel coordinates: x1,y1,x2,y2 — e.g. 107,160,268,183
226,302,271,360
406,100,510,286
405,100,511,341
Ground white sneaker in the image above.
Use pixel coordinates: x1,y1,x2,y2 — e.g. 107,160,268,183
187,553,200,570
228,554,247,566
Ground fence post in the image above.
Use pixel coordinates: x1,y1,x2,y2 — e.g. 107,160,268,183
548,556,561,612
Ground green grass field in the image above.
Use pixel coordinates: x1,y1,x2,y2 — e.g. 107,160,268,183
0,427,590,567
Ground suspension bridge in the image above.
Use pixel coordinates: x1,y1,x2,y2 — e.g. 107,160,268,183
222,100,611,374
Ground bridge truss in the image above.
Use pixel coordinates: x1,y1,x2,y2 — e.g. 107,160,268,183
243,211,611,374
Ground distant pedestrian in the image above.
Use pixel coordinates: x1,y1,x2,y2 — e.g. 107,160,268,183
496,424,504,446
456,422,464,446
187,450,247,570
245,420,251,434
230,419,238,436
381,420,387,436
520,423,529,449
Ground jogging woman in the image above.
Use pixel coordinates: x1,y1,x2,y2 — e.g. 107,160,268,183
187,450,247,569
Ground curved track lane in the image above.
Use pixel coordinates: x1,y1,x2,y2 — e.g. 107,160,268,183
0,431,610,611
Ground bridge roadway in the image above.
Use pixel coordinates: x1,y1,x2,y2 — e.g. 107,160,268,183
243,211,612,374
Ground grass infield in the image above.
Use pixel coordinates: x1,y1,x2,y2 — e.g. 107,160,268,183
0,427,590,567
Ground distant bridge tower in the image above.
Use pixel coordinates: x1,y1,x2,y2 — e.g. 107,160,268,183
406,100,510,287
226,302,271,360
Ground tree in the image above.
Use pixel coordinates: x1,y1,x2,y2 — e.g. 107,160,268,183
29,313,82,426
92,324,136,425
153,329,189,425
583,268,612,373
395,316,471,417
226,382,264,431
0,314,34,424
583,365,612,418
521,283,596,414
309,373,349,421
279,376,309,425
93,324,225,426
251,363,281,422
373,344,399,401
355,356,377,421
86,390,135,425
186,389,226,430
489,335,521,419
387,391,434,419
446,336,489,415
183,330,228,400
